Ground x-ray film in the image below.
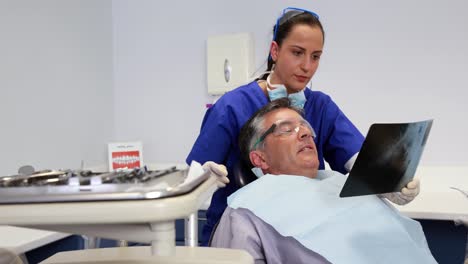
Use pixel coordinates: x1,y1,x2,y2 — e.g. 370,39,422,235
339,120,433,198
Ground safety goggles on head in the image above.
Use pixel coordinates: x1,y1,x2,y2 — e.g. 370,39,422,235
253,118,316,149
273,7,320,41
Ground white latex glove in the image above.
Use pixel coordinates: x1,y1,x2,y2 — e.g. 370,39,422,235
203,161,229,188
380,178,420,205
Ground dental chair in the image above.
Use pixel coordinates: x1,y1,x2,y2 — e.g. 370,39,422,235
232,160,257,189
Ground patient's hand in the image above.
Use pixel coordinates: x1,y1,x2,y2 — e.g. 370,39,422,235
381,178,420,205
203,161,230,188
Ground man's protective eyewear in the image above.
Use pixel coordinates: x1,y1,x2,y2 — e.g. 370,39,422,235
253,118,316,149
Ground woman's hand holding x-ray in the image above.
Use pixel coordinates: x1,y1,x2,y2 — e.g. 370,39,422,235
203,161,230,188
381,178,421,205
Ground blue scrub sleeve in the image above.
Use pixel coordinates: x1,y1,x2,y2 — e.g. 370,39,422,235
322,100,364,173
186,105,234,165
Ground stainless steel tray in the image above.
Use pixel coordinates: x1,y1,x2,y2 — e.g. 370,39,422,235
0,168,210,204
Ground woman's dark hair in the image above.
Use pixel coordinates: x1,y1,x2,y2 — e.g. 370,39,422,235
259,11,325,80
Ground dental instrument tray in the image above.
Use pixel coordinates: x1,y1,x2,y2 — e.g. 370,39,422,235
339,119,433,198
0,166,210,204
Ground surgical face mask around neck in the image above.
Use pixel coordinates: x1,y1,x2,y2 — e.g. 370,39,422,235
266,73,306,109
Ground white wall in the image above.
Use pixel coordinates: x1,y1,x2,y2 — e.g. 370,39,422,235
0,0,114,175
113,0,468,166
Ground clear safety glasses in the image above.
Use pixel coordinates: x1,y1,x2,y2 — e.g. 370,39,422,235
253,118,316,149
272,7,320,41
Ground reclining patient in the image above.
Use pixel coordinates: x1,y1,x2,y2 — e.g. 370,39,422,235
210,98,436,264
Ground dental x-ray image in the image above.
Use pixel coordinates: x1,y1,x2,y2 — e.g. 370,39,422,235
339,120,433,198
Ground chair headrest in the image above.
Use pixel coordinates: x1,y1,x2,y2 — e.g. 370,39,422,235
233,160,258,188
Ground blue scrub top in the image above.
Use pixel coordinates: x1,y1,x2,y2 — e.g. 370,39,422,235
186,81,364,245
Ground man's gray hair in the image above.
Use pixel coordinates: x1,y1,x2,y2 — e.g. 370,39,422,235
238,98,304,168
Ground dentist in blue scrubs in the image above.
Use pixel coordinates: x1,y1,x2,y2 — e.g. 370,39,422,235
187,7,421,246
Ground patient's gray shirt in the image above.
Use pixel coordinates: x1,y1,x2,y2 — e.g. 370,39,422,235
211,207,331,264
